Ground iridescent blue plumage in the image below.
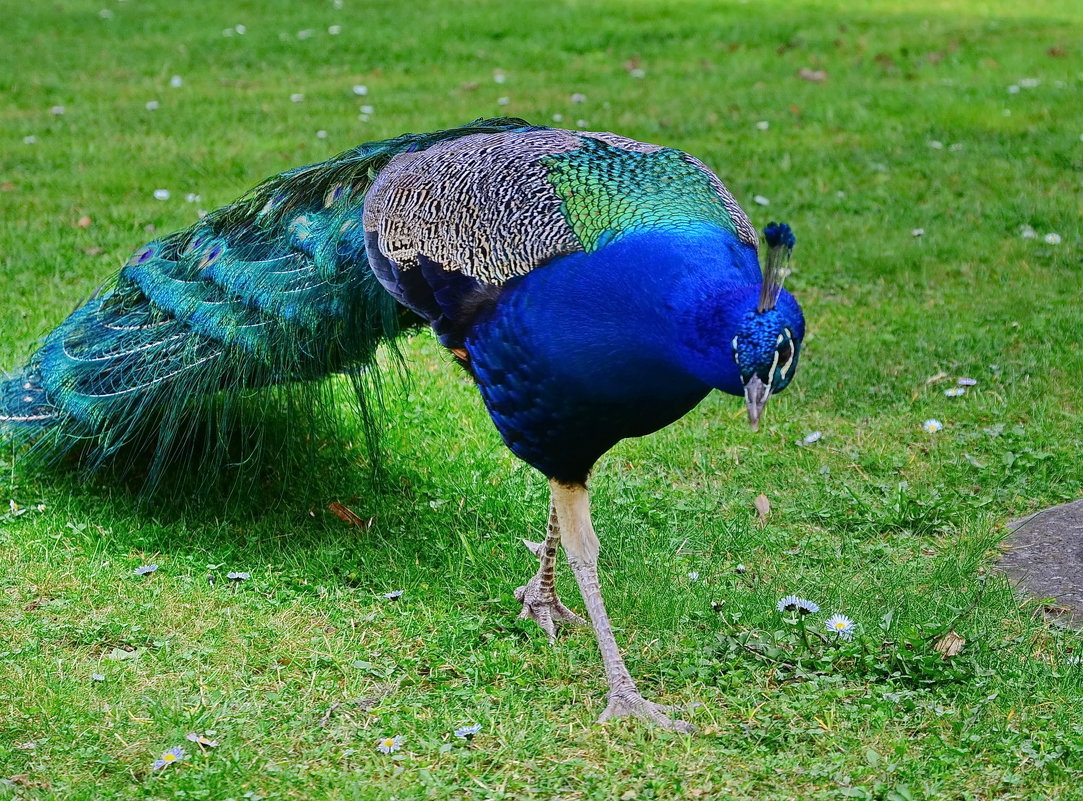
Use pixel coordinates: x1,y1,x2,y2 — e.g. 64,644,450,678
465,224,799,481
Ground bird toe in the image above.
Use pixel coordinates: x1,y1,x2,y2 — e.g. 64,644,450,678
598,691,697,734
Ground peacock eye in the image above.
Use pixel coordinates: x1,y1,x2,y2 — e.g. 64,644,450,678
777,340,793,365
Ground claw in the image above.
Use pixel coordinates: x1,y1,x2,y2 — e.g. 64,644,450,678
521,539,545,558
515,580,587,643
598,690,697,734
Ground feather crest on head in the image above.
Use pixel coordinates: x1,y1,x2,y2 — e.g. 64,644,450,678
757,222,796,313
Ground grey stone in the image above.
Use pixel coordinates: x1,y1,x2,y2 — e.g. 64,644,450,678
999,499,1083,627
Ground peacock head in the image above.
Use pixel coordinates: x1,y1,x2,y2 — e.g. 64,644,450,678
732,222,803,431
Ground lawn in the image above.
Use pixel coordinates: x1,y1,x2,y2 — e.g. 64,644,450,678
1,0,1081,798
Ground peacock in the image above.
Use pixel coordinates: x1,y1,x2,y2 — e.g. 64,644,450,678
0,117,804,732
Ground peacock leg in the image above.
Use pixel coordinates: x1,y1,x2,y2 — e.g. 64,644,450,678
551,479,695,734
515,500,587,642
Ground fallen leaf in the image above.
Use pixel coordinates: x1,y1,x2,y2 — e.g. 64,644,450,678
329,502,372,528
76,215,92,228
925,371,949,385
84,247,104,256
798,67,828,83
933,630,965,658
0,182,17,192
754,493,771,520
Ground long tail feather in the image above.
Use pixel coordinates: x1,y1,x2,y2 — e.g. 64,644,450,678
1,117,533,490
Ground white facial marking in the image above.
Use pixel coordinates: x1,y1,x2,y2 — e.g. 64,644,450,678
779,350,794,379
777,328,795,379
766,349,779,392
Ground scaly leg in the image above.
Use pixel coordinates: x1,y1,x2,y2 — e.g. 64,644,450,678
551,479,695,734
515,500,586,643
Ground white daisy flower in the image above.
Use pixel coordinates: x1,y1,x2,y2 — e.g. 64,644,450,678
777,595,819,615
454,724,482,740
825,614,855,639
376,735,402,753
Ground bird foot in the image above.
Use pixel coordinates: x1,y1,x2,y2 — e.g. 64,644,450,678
514,577,586,643
598,690,697,734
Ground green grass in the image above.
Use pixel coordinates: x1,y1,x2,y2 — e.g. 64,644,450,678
1,0,1082,798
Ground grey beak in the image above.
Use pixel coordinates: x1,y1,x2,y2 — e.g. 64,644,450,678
744,375,771,432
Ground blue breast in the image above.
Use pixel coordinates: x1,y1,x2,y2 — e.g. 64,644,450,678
465,225,757,481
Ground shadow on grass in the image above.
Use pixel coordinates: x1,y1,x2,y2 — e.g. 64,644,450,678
1,387,546,597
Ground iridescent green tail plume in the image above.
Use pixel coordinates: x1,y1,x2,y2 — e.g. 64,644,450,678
0,118,532,489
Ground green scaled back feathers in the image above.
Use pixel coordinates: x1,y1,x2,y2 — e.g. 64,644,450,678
0,118,535,491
